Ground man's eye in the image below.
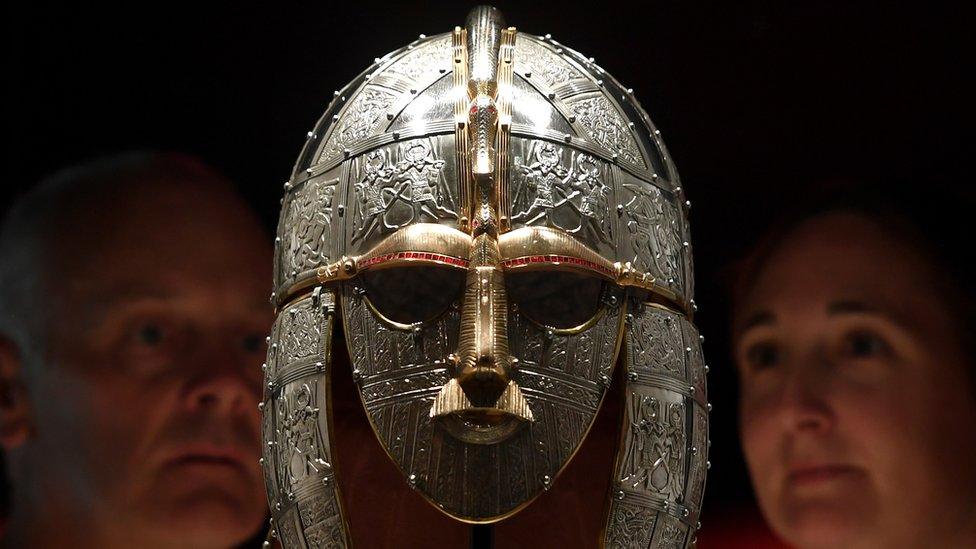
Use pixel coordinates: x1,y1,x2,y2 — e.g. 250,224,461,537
745,342,780,371
842,331,890,359
136,323,166,346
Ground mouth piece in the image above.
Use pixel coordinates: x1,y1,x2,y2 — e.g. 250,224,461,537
430,378,533,444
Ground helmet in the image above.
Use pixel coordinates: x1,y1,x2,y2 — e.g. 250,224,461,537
263,6,708,547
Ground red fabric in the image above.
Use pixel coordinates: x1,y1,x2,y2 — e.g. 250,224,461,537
696,506,791,549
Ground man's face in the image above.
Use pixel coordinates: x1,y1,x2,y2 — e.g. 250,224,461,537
24,179,271,547
734,212,976,548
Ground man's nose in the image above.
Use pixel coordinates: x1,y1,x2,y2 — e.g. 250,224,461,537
182,345,259,417
454,234,514,407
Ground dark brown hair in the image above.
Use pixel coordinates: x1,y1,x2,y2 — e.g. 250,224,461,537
728,178,974,360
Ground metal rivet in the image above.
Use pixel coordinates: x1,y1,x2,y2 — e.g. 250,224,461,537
628,371,639,382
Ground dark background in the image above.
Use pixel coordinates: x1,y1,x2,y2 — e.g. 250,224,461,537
6,0,972,536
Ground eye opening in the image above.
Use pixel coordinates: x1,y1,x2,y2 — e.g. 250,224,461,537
506,270,606,331
359,264,465,327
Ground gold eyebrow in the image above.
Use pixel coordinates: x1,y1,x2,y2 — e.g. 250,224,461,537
296,224,689,315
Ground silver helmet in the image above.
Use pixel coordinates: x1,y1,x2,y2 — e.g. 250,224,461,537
262,6,708,547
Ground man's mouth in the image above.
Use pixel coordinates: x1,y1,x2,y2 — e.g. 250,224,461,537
164,444,250,474
430,378,533,444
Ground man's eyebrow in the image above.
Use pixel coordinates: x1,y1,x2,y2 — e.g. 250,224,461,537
739,310,775,332
85,285,178,320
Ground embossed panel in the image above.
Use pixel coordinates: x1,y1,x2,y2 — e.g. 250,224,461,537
680,319,706,402
629,305,686,382
388,74,457,131
605,499,658,548
616,173,685,298
510,75,574,134
652,515,690,549
275,171,341,294
565,92,646,170
510,137,615,257
513,35,585,90
344,136,459,253
618,388,686,503
685,402,709,516
382,34,452,84
317,85,399,167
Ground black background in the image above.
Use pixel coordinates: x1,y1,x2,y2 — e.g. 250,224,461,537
6,0,972,526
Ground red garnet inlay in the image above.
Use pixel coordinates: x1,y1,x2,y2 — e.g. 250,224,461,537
359,252,469,270
501,255,613,277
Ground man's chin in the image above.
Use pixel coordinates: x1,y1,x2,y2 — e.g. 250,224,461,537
139,485,267,547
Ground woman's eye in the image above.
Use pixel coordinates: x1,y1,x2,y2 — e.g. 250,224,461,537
842,331,890,359
242,333,265,354
744,342,780,371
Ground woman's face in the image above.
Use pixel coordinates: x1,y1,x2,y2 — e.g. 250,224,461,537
734,212,976,549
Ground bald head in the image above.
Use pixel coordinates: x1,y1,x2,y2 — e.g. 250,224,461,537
0,152,269,365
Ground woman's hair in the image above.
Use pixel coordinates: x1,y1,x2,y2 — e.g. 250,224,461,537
728,178,975,363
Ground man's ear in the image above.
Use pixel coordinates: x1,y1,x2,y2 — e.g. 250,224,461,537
0,335,32,449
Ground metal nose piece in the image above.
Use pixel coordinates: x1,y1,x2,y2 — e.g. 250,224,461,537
458,357,509,407
453,232,515,407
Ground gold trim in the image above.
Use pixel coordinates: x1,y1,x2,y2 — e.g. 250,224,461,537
361,294,431,331
520,302,609,336
498,226,617,277
452,27,471,231
358,223,472,265
496,28,517,232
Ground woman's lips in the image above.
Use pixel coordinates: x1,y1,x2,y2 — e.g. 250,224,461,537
787,464,864,487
